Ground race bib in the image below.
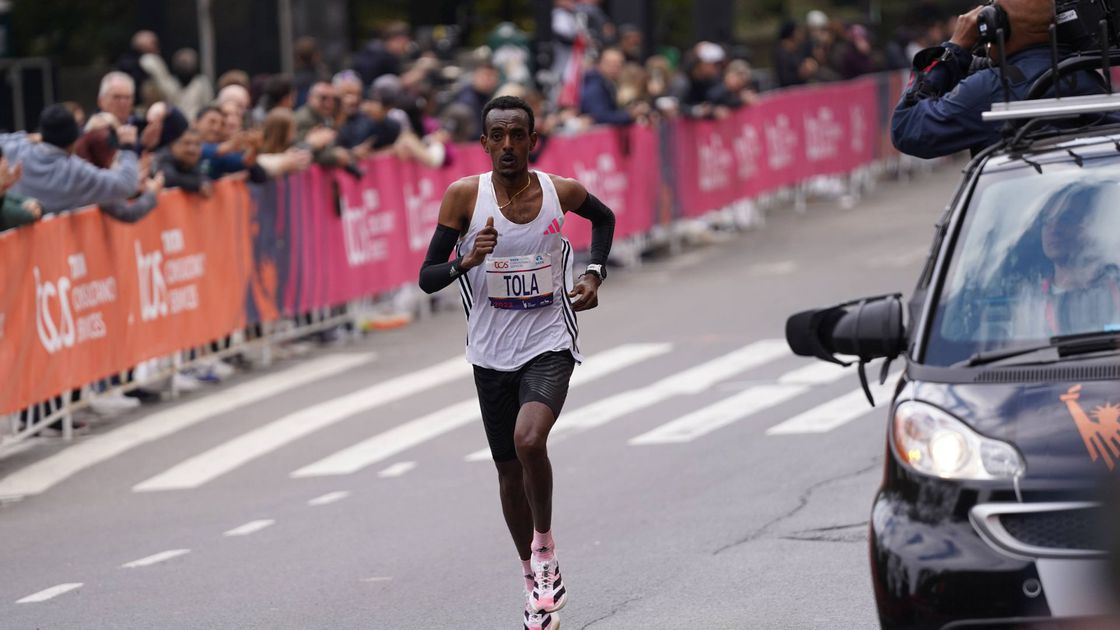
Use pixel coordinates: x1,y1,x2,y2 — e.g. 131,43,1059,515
487,254,555,310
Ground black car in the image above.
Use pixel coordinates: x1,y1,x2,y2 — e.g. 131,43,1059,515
787,94,1120,627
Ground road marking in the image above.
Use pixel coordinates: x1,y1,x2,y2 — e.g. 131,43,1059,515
630,362,854,445
467,339,790,460
777,362,849,386
361,576,393,583
749,261,797,276
294,343,674,476
133,357,470,492
16,583,83,604
0,354,373,499
766,377,897,435
224,519,276,537
121,549,190,568
865,249,928,268
308,491,350,506
377,461,416,478
630,385,806,444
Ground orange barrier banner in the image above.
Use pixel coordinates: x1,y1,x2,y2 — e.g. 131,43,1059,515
0,181,253,414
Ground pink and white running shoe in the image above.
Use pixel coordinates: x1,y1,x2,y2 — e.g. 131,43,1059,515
524,594,559,630
529,555,568,613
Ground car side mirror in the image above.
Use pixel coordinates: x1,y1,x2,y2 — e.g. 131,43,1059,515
786,293,906,364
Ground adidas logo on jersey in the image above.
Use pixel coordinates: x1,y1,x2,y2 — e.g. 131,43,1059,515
543,217,564,235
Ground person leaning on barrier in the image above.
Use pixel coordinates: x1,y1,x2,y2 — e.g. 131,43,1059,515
153,110,214,197
0,154,42,231
0,104,140,214
72,123,165,224
892,0,1105,159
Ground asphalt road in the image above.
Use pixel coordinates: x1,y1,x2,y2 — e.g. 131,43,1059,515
0,163,961,630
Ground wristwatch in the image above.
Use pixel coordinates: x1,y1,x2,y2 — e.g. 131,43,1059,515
584,264,606,282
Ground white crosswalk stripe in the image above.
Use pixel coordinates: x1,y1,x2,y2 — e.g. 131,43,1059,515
766,377,897,435
133,357,470,492
0,353,374,499
1,341,902,497
466,339,791,460
293,343,672,477
16,583,83,604
628,362,851,445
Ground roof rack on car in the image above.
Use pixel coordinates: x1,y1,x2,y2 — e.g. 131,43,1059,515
984,92,1120,122
984,3,1120,127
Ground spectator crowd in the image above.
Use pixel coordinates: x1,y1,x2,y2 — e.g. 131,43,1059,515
0,2,951,233
1,2,944,424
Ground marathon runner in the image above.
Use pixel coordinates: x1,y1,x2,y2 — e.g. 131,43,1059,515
419,95,615,629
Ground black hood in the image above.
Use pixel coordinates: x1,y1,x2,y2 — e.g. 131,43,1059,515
910,378,1120,486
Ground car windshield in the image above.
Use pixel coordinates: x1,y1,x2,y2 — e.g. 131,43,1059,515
925,157,1120,367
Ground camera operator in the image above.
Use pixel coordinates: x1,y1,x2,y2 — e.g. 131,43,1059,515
892,0,1103,159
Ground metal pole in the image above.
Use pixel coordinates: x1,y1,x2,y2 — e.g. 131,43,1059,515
10,65,24,132
197,0,216,84
278,0,294,75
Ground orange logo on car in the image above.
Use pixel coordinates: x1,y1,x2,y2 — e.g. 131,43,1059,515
1061,385,1120,471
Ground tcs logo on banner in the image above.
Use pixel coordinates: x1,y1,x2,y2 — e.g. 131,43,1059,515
135,229,206,322
733,124,762,181
765,114,798,171
405,177,442,253
34,253,115,354
341,189,394,267
697,133,733,192
804,106,844,162
573,154,627,214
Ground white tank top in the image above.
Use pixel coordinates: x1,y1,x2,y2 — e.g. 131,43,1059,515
456,171,583,371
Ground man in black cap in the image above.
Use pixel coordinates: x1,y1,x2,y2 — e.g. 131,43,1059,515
0,104,139,213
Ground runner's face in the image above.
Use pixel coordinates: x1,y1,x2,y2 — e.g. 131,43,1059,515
482,109,536,178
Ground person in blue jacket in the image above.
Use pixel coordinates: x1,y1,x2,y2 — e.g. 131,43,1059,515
579,48,649,126
892,0,1101,159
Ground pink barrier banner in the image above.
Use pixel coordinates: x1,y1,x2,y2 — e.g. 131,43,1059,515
674,77,879,218
3,73,900,412
532,125,657,249
0,183,253,413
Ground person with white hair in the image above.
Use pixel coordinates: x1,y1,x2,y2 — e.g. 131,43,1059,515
216,84,251,112
98,71,135,126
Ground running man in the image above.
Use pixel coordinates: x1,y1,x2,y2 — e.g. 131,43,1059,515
419,95,615,629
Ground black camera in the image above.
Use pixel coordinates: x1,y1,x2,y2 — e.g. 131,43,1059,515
1055,0,1120,50
977,1,1011,44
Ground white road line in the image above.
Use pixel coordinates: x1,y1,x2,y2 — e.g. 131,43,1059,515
0,354,373,499
121,549,190,569
466,339,790,460
630,384,806,445
377,462,416,478
777,361,850,386
630,361,855,445
766,377,897,435
297,343,674,476
133,357,470,492
308,491,350,506
16,583,83,604
865,249,928,269
749,261,798,276
292,400,478,478
224,519,276,537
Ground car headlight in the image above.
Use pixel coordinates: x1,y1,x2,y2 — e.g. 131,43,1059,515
893,401,1025,480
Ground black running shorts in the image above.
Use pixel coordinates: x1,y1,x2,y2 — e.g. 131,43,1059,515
473,350,577,463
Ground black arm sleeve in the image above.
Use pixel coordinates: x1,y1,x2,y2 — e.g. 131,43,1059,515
418,224,467,294
569,192,615,266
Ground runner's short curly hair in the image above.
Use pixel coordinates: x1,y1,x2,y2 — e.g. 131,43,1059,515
482,96,535,135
